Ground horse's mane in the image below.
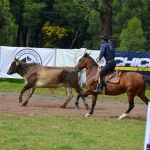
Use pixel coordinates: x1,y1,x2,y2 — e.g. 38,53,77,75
84,53,97,64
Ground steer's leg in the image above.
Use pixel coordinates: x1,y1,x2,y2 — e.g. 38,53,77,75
19,81,35,103
60,87,73,108
22,88,35,106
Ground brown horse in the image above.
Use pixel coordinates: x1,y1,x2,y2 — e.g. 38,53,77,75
75,53,150,120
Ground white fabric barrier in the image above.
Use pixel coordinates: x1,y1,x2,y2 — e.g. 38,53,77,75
0,46,103,85
144,102,150,150
0,46,55,78
56,48,86,67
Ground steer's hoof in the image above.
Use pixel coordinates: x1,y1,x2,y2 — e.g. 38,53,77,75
22,101,28,106
19,99,22,103
85,113,91,117
85,105,89,110
60,105,65,108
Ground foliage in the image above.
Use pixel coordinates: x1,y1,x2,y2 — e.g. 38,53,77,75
0,0,17,46
83,10,100,50
22,0,46,46
54,0,89,48
23,0,46,26
119,17,146,52
112,0,150,50
42,22,68,48
1,0,150,50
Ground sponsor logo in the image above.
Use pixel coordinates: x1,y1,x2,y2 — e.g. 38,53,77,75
115,57,150,67
15,48,42,64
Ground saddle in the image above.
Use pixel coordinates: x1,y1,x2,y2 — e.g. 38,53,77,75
95,67,121,84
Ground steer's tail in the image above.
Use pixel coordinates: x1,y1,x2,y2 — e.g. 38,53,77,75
143,75,150,86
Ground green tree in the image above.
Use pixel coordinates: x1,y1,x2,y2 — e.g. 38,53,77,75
113,0,150,50
54,0,88,49
0,0,17,45
83,10,100,50
10,0,46,47
22,0,46,46
119,17,146,52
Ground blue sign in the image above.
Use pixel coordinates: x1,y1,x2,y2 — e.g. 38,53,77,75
115,52,150,76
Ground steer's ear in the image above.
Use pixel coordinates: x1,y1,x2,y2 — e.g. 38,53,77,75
14,58,17,62
14,58,19,66
16,61,19,66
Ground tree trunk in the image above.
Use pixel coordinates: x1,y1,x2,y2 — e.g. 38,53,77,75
100,0,113,36
21,26,28,47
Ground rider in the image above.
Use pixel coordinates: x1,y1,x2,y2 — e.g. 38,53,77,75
93,35,116,94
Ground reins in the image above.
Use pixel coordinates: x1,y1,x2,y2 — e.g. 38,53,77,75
86,63,97,70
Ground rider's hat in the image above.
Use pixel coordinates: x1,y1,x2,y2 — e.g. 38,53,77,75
99,35,109,40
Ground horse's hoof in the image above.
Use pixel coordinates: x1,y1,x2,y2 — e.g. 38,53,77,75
85,113,91,117
118,113,128,120
117,117,122,120
75,105,79,110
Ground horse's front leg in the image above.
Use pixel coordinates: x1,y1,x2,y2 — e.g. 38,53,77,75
75,93,81,109
75,89,91,109
85,94,97,117
74,87,89,110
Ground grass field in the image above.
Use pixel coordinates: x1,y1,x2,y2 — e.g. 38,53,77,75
0,113,146,150
0,78,148,150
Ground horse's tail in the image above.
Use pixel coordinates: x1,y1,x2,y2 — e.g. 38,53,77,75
143,75,150,86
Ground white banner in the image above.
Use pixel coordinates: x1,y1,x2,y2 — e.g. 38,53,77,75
0,46,101,85
144,102,150,150
56,48,86,67
0,46,55,78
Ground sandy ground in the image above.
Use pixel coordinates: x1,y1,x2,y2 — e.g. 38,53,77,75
0,92,148,121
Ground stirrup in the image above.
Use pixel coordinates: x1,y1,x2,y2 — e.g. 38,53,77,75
92,88,103,94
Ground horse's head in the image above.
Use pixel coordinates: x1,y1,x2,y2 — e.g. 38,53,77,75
75,53,94,72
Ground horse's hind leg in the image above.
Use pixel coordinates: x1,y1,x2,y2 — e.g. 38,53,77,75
118,93,135,120
60,87,73,108
137,91,149,105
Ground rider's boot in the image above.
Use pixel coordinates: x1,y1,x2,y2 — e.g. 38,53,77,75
93,77,103,94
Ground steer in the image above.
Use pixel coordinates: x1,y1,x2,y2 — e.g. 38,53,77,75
7,58,89,109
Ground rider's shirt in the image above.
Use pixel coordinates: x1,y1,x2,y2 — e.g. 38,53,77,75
99,41,115,62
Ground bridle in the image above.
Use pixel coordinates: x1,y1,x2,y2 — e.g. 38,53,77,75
76,56,97,71
75,57,85,71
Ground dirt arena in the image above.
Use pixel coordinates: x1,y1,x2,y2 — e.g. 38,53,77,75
0,92,148,121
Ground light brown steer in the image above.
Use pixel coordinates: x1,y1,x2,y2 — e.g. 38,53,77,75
7,58,89,109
